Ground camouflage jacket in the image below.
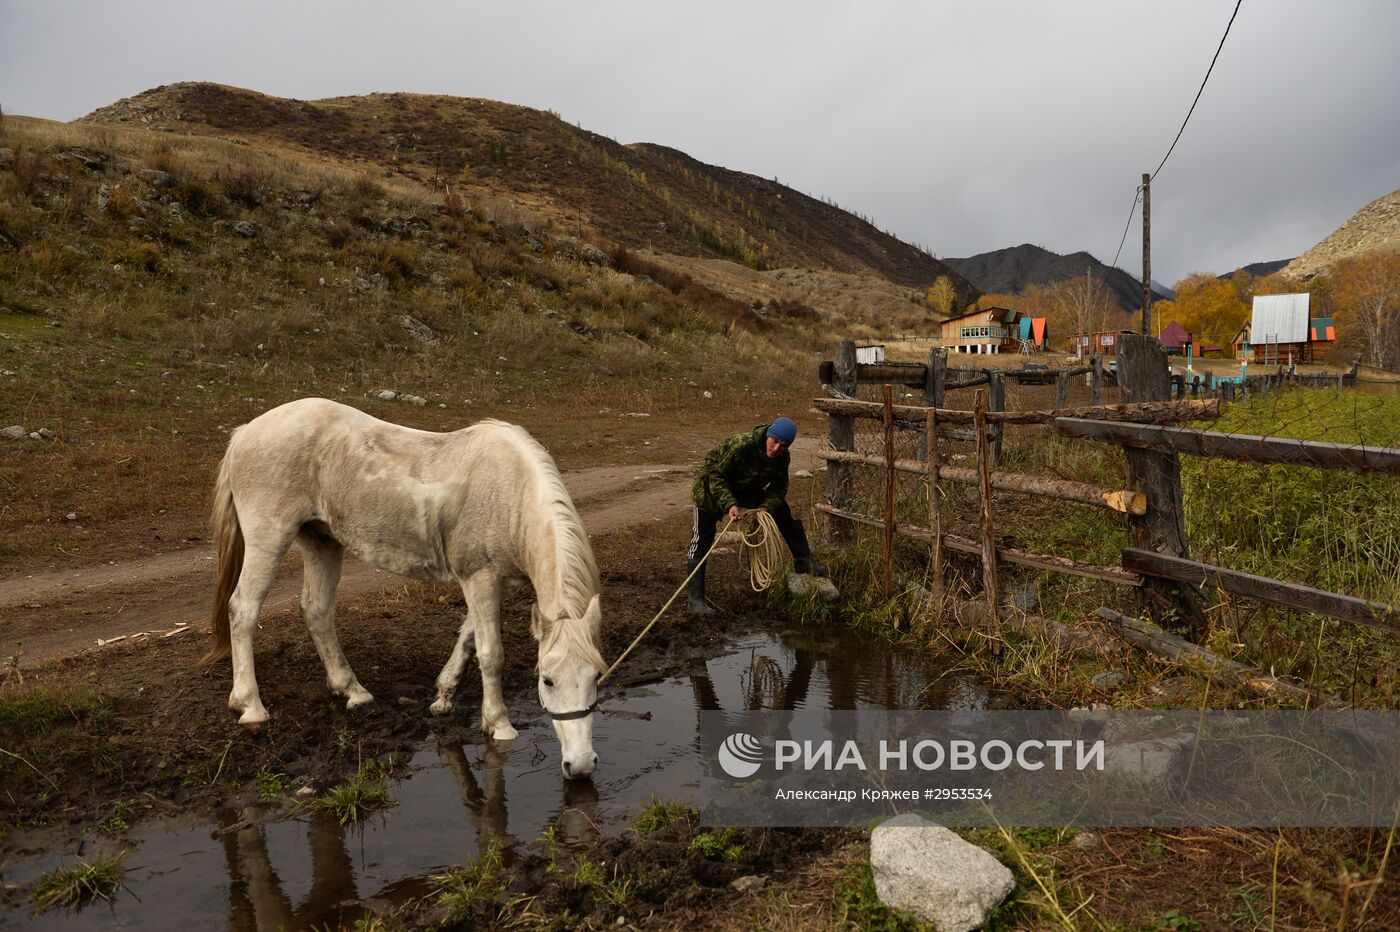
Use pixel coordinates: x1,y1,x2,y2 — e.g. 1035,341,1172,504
692,425,790,515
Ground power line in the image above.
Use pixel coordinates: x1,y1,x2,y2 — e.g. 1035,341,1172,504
1106,0,1243,278
1108,185,1143,273
1152,0,1244,182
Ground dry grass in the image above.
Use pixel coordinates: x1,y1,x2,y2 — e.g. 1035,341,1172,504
0,116,819,574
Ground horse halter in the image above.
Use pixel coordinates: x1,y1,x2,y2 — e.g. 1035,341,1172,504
549,701,598,722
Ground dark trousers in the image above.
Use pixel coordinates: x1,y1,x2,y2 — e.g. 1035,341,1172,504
687,501,810,566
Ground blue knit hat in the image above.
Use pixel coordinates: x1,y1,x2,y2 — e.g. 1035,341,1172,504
767,417,797,445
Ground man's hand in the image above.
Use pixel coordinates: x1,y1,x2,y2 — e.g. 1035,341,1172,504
728,505,742,520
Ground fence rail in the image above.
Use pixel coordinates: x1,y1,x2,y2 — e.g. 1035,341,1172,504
817,338,1400,639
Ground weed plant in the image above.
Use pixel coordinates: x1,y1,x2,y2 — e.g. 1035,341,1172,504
30,854,126,911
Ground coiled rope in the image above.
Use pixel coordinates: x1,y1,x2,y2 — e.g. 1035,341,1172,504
739,510,787,592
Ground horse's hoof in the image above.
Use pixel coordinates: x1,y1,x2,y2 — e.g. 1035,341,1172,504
346,691,375,711
241,719,265,735
488,723,519,742
429,698,454,715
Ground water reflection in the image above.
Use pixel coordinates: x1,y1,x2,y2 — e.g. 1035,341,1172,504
221,809,357,932
1,625,985,932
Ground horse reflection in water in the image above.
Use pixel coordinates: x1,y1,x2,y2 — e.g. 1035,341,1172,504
217,744,601,930
438,741,601,851
219,809,360,932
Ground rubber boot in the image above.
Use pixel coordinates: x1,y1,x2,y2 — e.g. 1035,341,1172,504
789,520,829,578
686,561,716,615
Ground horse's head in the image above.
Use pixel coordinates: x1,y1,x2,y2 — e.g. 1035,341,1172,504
535,594,604,780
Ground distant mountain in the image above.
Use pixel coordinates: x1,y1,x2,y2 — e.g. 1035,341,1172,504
945,243,1168,314
1283,189,1400,280
1150,279,1176,300
1218,259,1293,280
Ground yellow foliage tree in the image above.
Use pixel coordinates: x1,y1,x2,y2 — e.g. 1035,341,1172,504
1327,248,1400,369
925,275,957,316
1154,274,1251,350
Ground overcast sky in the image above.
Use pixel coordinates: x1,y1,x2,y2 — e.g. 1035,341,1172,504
4,1,1398,285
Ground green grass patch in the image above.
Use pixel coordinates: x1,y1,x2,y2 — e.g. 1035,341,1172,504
434,846,507,925
688,828,745,861
302,761,397,826
29,854,126,911
832,863,928,931
630,798,698,834
254,766,291,801
0,687,116,737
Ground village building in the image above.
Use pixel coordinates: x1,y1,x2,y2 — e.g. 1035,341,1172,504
1236,293,1336,364
1070,329,1135,357
940,307,1049,354
1158,321,1193,355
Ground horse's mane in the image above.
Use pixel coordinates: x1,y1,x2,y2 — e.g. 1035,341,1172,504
484,421,605,671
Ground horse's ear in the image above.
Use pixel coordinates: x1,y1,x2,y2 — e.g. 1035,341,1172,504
583,594,602,631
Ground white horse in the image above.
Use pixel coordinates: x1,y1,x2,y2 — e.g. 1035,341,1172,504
200,398,605,779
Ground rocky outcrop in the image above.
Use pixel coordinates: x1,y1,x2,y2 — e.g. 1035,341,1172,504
1284,190,1400,281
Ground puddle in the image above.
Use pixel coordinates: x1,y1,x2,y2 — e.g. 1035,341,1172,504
0,624,986,930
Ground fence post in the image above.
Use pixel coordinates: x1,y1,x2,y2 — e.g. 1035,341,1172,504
988,370,1005,465
918,347,946,462
1190,375,1200,398
824,341,857,543
1091,354,1104,405
925,407,944,608
973,389,1000,630
882,384,896,600
1116,334,1211,637
1054,369,1069,409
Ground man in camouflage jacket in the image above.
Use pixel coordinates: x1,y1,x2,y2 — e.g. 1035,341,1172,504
686,417,827,615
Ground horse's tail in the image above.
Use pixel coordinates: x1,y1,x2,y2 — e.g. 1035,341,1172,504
199,451,243,667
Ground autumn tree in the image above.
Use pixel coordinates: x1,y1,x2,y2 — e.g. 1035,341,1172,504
1328,248,1400,369
925,275,957,316
1044,275,1115,355
1152,274,1250,349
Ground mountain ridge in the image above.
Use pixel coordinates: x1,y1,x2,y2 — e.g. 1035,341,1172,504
944,243,1166,315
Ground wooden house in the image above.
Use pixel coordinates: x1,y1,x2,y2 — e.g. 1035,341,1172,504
939,307,1048,355
1158,321,1194,356
1071,329,1135,357
1242,294,1336,364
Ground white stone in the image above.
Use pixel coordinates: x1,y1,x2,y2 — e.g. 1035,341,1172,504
0,425,25,441
870,814,1014,931
785,572,839,601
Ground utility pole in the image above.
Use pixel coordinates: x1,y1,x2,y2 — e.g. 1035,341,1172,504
1141,173,1151,335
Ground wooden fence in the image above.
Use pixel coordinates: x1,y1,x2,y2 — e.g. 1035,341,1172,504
816,336,1399,640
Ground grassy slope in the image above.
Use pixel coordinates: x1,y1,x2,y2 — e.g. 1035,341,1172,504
0,115,826,571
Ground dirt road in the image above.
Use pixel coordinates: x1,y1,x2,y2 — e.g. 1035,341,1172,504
1,443,822,664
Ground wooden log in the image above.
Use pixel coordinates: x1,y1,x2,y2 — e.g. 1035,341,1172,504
1095,607,1345,708
824,341,857,543
813,397,1219,429
1116,334,1211,637
999,607,1125,658
815,504,1143,586
1054,419,1400,475
974,390,1000,625
882,384,896,599
1054,370,1070,409
1121,549,1399,633
926,407,944,606
1091,354,1104,405
818,452,1148,514
854,361,929,386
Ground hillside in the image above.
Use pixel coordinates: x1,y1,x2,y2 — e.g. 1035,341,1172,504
1283,189,1400,280
945,243,1167,314
80,82,975,302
